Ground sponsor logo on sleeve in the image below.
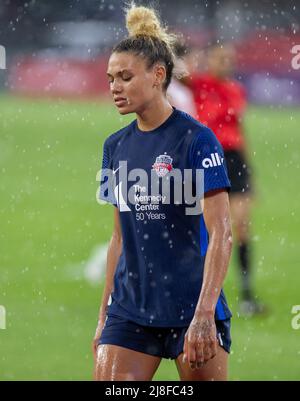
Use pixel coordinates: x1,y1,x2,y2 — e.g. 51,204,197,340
202,153,224,168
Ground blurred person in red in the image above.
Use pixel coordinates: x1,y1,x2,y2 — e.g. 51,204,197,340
185,42,266,316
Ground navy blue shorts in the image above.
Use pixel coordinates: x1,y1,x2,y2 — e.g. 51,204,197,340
98,314,231,359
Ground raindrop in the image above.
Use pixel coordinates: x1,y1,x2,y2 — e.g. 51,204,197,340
162,231,169,239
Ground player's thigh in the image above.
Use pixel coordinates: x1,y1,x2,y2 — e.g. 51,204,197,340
95,344,162,381
230,193,252,234
175,345,228,381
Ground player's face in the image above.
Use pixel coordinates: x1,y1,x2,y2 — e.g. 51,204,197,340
208,45,236,78
107,52,158,115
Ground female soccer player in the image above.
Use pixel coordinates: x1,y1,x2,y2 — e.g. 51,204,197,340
186,43,266,315
93,4,233,381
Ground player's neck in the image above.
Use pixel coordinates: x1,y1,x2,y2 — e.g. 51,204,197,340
136,98,173,132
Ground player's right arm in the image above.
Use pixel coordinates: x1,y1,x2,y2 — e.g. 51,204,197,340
92,207,122,362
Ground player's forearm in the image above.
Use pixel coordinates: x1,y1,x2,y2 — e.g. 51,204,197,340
194,224,233,317
98,233,122,318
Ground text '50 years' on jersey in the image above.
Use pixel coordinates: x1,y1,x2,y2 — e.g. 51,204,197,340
99,108,232,327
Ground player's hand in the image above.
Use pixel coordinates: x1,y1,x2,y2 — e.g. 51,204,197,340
183,313,217,370
92,316,106,363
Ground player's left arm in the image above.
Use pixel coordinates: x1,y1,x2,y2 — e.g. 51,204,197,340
183,188,232,369
198,188,232,314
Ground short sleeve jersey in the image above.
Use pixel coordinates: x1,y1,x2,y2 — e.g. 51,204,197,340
99,108,232,327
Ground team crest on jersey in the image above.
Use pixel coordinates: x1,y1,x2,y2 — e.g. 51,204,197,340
152,153,173,177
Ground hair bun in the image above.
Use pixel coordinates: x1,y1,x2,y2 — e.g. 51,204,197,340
126,5,161,37
125,3,175,49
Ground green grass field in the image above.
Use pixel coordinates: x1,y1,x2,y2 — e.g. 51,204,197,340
0,95,299,380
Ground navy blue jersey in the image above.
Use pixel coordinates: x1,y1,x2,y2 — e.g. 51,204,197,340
99,108,232,327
